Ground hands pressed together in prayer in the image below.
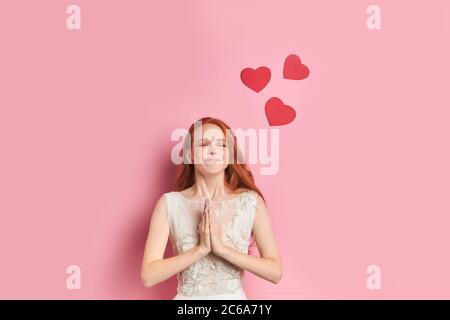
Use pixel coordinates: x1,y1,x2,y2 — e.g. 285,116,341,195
197,199,226,258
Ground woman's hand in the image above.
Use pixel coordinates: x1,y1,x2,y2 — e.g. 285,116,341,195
196,200,211,257
206,199,226,255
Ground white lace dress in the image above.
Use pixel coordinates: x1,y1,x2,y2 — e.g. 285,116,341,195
163,189,258,300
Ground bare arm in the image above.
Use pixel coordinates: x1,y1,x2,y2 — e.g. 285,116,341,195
140,195,211,287
214,194,283,284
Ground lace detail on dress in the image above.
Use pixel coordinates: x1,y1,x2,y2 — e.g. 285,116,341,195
164,190,258,296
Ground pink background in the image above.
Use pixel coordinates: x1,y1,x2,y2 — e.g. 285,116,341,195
1,0,450,299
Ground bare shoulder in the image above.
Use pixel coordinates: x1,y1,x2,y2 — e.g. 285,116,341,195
156,193,168,207
251,191,274,241
255,192,266,208
150,193,169,222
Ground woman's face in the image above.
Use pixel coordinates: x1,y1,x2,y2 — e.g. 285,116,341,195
191,123,230,176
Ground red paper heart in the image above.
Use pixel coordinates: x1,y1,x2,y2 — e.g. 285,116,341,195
283,54,309,80
240,66,271,92
265,97,296,126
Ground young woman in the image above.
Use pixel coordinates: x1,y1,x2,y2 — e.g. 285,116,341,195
141,117,282,299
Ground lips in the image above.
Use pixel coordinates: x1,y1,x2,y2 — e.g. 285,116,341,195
204,158,222,164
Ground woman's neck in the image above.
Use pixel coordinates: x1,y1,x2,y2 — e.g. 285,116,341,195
192,171,228,200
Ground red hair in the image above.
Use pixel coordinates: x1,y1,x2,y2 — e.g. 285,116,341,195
176,116,265,254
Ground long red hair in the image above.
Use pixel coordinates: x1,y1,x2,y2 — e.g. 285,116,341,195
176,116,265,254
176,117,265,201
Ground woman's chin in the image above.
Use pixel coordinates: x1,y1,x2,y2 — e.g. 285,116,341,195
201,163,226,174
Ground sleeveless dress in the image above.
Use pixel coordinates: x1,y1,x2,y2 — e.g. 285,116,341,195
163,189,258,300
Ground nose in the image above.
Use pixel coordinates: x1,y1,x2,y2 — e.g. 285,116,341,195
209,138,217,154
